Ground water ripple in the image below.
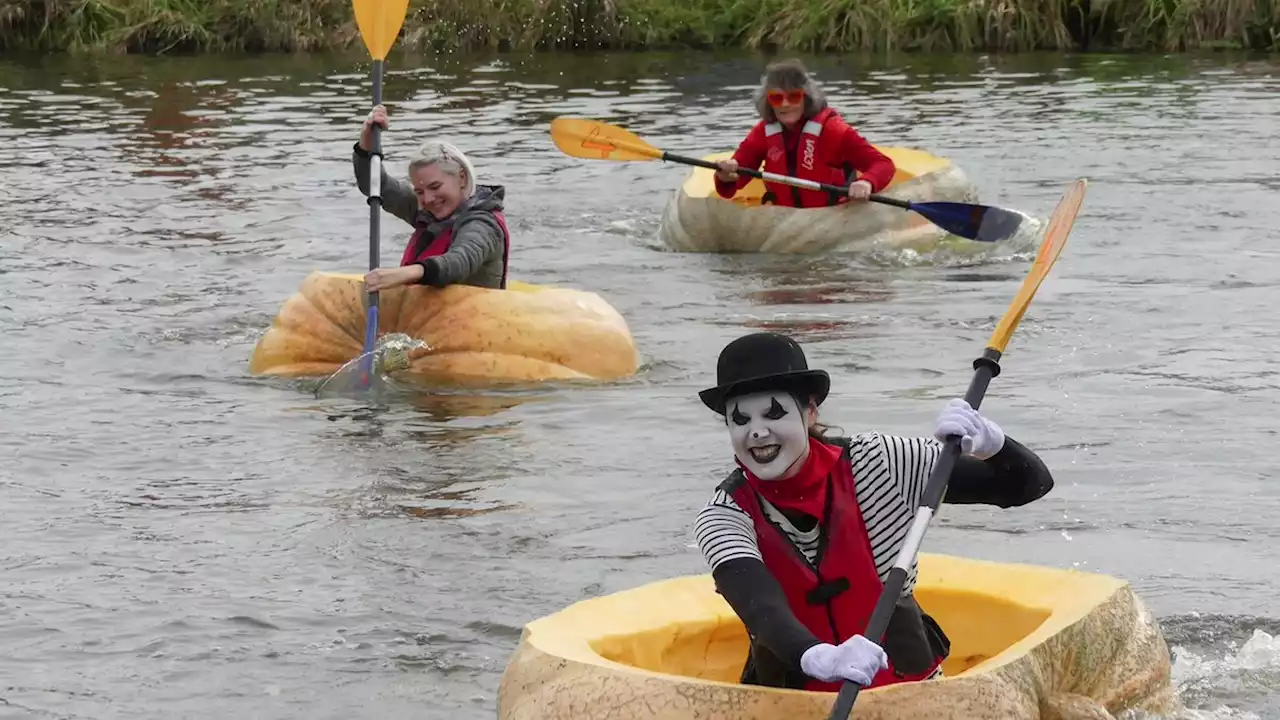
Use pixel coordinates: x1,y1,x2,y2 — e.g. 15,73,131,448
0,50,1278,719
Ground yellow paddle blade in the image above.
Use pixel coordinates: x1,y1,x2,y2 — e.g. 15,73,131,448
352,0,410,60
549,117,664,162
987,178,1088,354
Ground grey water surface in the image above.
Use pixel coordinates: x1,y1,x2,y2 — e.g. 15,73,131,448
1,49,1279,719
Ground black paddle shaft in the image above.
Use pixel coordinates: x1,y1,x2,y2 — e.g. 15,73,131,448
826,346,1004,720
366,60,385,314
660,151,912,210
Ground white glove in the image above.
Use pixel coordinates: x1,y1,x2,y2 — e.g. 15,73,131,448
934,398,1005,460
799,634,888,686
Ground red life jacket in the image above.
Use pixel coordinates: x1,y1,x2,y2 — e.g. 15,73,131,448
761,107,856,209
727,447,945,692
398,210,511,289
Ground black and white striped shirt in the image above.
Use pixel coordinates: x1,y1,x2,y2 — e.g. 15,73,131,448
693,432,942,596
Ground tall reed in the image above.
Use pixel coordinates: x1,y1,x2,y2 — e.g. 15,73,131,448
1,0,1275,53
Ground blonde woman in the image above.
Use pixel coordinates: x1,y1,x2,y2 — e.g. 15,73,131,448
351,104,511,291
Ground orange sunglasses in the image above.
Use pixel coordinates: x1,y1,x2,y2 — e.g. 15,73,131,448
766,89,805,108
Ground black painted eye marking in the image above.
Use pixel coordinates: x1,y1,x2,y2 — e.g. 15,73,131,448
731,404,749,426
764,397,789,420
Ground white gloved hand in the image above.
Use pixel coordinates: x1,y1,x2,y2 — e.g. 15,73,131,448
799,634,889,686
934,398,1005,460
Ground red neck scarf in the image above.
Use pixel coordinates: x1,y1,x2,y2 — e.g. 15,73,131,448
741,436,842,522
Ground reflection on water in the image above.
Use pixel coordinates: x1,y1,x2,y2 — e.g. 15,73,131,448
397,483,521,520
1,48,1279,719
746,283,894,306
403,388,554,421
703,256,903,342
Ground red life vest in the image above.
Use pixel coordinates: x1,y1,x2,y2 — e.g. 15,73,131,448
727,448,945,692
398,210,512,289
761,107,856,209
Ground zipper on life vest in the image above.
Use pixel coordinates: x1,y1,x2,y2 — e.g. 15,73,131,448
812,564,841,642
784,132,805,207
756,472,844,642
812,474,841,642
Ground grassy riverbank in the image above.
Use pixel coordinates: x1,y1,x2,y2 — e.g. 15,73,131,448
2,0,1277,54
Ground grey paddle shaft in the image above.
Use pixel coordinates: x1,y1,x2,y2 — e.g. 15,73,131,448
826,346,1003,720
747,167,911,210
659,150,912,210
366,60,384,314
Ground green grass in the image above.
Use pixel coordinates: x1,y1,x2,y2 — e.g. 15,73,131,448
1,0,1276,54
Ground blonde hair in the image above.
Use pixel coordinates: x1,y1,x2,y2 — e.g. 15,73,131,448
407,140,477,197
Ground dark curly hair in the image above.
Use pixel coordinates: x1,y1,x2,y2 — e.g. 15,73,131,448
752,58,830,124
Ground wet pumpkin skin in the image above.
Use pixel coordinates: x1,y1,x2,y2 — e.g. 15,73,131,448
249,271,640,387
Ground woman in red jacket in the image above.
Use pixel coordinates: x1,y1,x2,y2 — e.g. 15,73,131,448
714,59,897,208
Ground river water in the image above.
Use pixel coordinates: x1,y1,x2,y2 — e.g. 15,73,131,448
2,49,1279,719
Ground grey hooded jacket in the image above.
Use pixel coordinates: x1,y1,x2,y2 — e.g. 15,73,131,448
352,142,509,289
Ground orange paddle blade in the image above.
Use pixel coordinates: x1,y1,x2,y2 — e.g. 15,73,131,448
549,117,664,162
988,178,1088,354
352,0,410,60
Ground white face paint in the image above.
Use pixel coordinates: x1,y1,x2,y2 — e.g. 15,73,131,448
726,391,810,481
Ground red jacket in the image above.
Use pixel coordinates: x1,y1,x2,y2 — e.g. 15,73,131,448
715,108,896,208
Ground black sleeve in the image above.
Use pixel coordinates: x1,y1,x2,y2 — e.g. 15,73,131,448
943,436,1054,507
711,557,823,668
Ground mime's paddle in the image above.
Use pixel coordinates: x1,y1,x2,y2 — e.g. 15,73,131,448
350,0,409,391
549,117,1027,244
826,177,1088,719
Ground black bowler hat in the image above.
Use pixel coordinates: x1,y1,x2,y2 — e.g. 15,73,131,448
698,332,831,415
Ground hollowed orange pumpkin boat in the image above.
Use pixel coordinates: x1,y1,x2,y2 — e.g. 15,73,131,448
248,271,640,388
497,553,1182,719
658,148,993,254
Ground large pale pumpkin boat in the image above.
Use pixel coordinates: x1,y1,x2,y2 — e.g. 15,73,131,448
497,553,1183,720
658,147,990,254
248,271,640,387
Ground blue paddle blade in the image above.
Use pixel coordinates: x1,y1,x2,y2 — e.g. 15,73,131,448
357,304,379,390
907,201,1025,243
